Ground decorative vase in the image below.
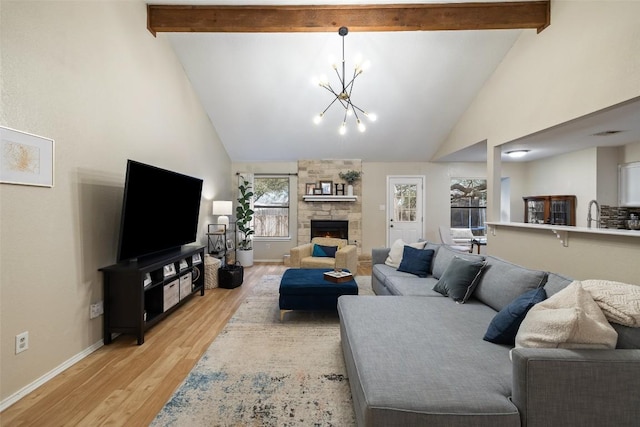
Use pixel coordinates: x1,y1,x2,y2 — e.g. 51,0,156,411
347,184,354,196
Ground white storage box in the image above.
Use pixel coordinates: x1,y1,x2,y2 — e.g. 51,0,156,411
179,272,192,300
163,279,180,311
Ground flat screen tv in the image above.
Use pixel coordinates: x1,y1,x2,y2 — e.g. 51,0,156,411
117,160,203,262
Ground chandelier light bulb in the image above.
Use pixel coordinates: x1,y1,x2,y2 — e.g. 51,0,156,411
339,122,347,135
313,114,323,125
346,109,353,116
357,120,366,132
365,112,377,122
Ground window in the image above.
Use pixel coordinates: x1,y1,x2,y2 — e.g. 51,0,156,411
450,179,486,236
253,176,290,238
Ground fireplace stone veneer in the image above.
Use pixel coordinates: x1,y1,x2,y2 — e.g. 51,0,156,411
297,159,362,252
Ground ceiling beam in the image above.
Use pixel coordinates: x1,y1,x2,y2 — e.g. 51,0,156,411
147,2,550,36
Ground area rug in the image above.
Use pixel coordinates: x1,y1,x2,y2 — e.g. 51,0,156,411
151,274,373,426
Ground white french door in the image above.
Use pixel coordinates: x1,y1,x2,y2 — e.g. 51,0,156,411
387,176,424,246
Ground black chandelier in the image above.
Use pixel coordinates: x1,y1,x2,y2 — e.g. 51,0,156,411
312,27,376,135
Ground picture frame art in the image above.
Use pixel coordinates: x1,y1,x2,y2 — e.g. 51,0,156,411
1,126,55,187
305,183,316,195
320,180,333,195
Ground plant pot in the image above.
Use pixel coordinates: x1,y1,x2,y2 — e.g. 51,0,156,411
347,184,354,196
236,249,254,267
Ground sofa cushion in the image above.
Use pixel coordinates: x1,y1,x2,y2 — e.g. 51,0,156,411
312,244,337,258
385,276,441,297
484,287,547,345
474,256,547,312
431,245,485,279
397,247,435,278
544,272,573,297
338,296,520,427
433,256,486,303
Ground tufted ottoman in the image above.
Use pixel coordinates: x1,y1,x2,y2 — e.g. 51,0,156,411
279,268,358,320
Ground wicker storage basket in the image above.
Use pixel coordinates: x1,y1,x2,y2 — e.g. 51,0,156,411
204,254,221,289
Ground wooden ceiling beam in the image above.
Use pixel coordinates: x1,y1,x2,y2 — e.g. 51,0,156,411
147,2,550,36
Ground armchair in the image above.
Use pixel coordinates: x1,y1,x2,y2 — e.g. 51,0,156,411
290,237,358,275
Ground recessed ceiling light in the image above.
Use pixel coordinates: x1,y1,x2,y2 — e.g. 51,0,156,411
505,150,530,158
592,130,625,136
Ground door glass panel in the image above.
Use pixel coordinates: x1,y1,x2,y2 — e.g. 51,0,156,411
393,184,417,222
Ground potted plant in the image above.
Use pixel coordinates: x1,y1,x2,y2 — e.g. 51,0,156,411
235,176,254,267
338,170,362,196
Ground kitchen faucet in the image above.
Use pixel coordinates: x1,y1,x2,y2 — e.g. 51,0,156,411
587,199,600,228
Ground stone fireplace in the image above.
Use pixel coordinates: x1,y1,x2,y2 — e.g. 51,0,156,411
297,159,362,252
311,220,349,240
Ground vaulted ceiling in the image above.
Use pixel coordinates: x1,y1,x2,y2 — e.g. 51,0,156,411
146,1,640,163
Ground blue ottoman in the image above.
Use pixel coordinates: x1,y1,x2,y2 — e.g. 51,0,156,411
279,268,358,320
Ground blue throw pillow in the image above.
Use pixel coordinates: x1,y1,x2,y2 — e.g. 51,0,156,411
397,247,435,278
312,244,338,258
484,287,547,345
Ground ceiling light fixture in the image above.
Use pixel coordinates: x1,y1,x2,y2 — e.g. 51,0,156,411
312,27,376,135
506,150,530,158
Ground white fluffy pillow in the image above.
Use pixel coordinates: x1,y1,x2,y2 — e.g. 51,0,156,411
515,281,617,349
385,239,427,268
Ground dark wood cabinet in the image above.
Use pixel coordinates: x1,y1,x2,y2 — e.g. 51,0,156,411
523,195,576,226
100,245,205,345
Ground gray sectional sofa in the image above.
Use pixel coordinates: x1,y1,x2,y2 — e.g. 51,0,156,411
337,242,640,427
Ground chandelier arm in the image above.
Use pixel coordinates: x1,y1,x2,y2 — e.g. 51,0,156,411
320,83,339,97
334,67,345,90
321,95,342,115
348,101,367,115
349,102,361,121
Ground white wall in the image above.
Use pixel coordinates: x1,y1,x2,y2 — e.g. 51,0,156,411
436,1,640,159
0,1,231,403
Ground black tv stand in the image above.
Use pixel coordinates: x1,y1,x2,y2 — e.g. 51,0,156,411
100,245,205,345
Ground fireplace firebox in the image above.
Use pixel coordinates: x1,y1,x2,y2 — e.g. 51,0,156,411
311,220,348,240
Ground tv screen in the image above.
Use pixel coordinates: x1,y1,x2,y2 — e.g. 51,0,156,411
117,160,203,262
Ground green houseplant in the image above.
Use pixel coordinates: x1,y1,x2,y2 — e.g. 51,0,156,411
338,170,362,185
339,170,362,196
235,176,255,267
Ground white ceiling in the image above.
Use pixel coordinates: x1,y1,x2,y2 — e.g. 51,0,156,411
156,1,640,163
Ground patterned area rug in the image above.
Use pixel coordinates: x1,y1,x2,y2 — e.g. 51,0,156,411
151,274,373,426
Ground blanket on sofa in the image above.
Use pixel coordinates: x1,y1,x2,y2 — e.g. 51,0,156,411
580,279,640,327
516,281,618,349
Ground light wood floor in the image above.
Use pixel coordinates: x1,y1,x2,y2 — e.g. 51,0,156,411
1,263,371,426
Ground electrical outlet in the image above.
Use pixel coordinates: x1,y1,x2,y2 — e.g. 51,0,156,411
90,301,104,319
16,331,29,354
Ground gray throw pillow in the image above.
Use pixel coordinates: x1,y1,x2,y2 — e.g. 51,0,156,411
433,256,486,303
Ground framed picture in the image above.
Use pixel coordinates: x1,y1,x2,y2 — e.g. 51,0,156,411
192,253,202,264
226,238,235,250
320,180,333,195
1,126,55,187
313,188,323,195
179,259,189,271
305,183,316,195
163,263,177,278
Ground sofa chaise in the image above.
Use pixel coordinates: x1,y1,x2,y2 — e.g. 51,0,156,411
338,242,640,427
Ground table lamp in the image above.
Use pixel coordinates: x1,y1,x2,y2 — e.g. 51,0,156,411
212,200,232,232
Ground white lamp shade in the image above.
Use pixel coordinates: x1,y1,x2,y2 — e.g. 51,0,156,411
212,200,233,216
212,200,232,229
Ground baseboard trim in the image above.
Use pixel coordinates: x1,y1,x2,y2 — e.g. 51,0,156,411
0,340,104,412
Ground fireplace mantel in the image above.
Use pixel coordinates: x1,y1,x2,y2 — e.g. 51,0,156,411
303,195,357,202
